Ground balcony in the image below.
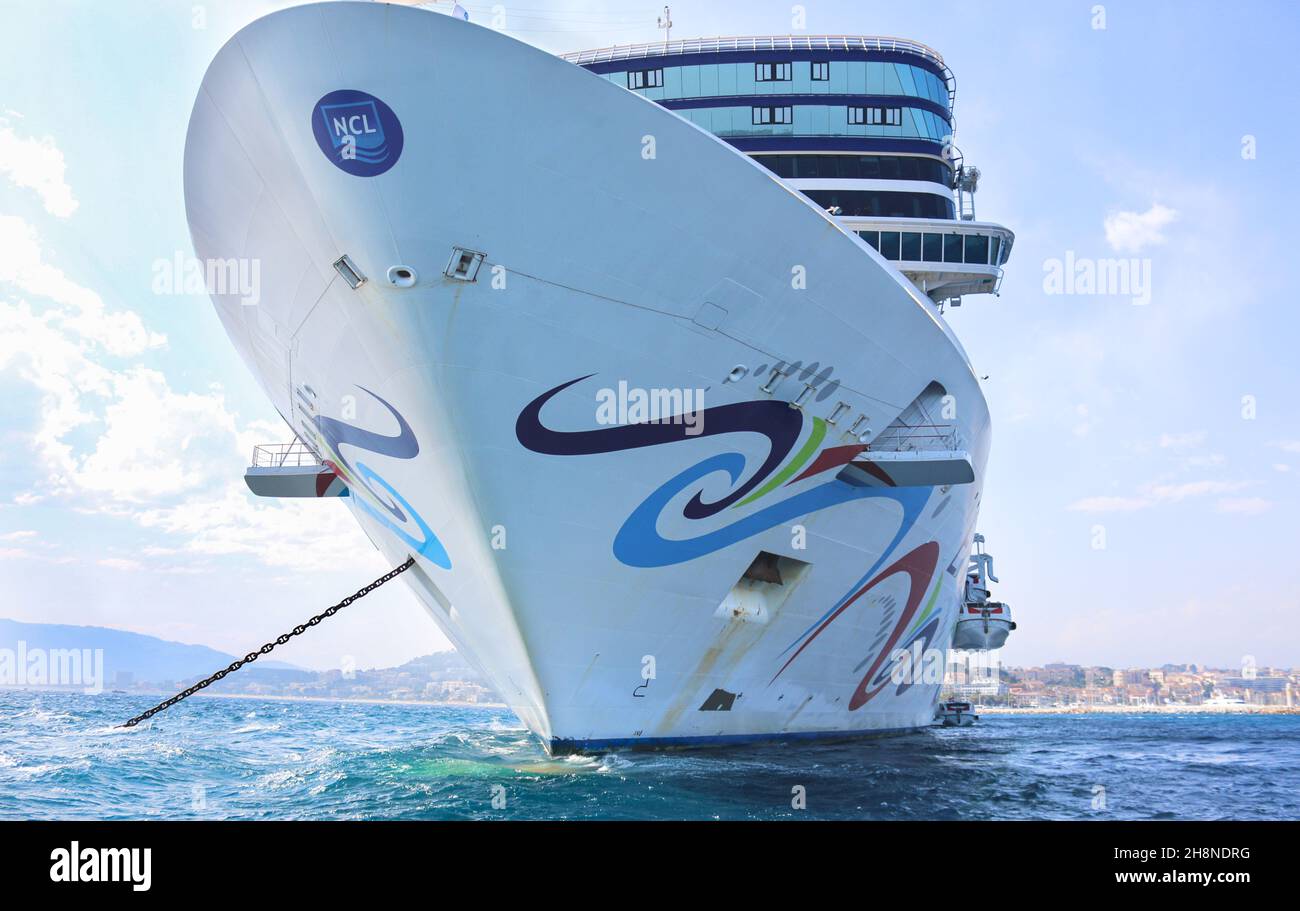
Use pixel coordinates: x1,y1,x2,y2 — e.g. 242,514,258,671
843,217,1014,303
245,441,348,499
250,440,321,469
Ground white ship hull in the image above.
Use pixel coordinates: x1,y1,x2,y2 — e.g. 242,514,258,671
184,3,991,752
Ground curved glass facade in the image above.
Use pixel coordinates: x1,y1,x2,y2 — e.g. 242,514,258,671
857,229,1013,266
595,60,949,109
676,104,950,141
574,42,1011,259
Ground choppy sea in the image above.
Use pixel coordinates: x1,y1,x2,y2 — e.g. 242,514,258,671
1,690,1294,820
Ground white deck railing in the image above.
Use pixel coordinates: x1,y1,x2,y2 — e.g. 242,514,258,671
560,35,946,69
250,441,322,469
870,422,959,453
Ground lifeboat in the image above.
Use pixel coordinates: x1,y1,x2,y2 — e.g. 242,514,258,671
951,533,1016,650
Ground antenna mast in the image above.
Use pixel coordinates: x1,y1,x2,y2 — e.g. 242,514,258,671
657,6,672,48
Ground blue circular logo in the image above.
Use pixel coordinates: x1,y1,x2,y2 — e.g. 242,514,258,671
311,89,404,177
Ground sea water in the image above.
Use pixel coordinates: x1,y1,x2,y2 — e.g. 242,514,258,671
1,690,1295,820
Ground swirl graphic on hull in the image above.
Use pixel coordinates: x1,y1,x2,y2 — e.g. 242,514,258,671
312,387,451,569
515,375,931,568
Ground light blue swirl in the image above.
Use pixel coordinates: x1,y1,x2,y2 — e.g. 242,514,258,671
613,452,931,569
353,462,452,569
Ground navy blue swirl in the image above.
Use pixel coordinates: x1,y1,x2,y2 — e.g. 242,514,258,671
515,375,803,518
315,387,449,569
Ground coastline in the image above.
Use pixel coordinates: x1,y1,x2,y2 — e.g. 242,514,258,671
977,704,1299,715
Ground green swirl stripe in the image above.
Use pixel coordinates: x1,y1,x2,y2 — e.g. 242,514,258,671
735,417,827,508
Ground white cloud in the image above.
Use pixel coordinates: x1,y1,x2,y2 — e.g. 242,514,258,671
0,115,78,217
135,483,371,572
1158,431,1206,450
0,215,164,356
0,530,37,541
1216,497,1272,516
97,557,143,571
1068,495,1152,513
1071,402,1093,438
1144,479,1252,502
1,306,358,568
0,219,357,571
1275,441,1300,454
72,366,244,502
1068,479,1255,513
0,305,278,506
1104,202,1178,254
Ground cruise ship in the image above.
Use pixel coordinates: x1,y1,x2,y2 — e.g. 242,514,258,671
184,2,1014,752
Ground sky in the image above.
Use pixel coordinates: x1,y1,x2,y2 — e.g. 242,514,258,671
0,0,1296,673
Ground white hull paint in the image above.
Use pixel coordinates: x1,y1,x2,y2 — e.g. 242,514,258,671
184,3,991,752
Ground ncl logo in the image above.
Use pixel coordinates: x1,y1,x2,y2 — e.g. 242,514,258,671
311,89,404,177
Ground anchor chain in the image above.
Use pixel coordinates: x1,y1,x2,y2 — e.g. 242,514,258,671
120,556,416,728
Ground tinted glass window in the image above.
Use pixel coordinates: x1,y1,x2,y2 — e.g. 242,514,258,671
802,189,955,219
943,234,963,262
751,154,951,185
880,232,901,260
923,233,943,262
901,232,922,260
857,230,880,251
964,234,990,264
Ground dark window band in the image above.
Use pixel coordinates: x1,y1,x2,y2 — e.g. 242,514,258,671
803,189,954,219
857,229,1011,266
753,153,952,184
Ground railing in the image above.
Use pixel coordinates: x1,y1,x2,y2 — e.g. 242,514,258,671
560,35,947,70
868,422,959,452
250,441,322,469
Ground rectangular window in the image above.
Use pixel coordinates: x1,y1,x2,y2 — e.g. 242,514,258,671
627,68,663,89
752,106,793,125
755,62,792,82
990,236,1002,266
901,232,923,261
923,233,943,262
848,106,903,126
964,234,990,265
880,232,902,260
943,234,964,263
811,61,830,81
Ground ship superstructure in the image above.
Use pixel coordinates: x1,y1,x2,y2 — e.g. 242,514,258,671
184,4,1014,753
563,35,1013,308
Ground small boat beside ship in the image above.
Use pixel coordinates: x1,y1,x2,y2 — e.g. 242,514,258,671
952,533,1017,651
936,699,978,726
